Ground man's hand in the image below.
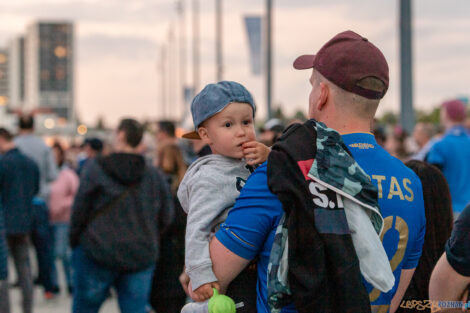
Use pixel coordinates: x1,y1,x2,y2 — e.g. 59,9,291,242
190,281,220,302
242,141,271,166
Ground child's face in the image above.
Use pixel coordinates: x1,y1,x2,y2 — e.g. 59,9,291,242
198,102,256,159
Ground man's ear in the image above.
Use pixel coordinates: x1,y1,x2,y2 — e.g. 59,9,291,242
317,82,329,111
198,127,212,145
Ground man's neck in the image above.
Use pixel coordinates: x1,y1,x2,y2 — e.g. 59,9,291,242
19,130,33,136
323,117,371,135
115,144,139,154
2,142,15,153
446,121,463,130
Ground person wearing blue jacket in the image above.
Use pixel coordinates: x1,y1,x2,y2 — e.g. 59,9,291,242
0,127,39,313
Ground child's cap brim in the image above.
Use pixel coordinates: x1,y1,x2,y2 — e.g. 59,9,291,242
182,130,201,140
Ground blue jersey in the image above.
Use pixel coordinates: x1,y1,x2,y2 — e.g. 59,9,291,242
426,126,470,213
216,162,297,313
342,133,426,311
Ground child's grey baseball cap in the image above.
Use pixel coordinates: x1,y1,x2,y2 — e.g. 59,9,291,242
182,81,256,139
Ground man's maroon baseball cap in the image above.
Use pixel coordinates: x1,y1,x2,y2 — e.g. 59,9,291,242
442,99,466,121
293,30,389,99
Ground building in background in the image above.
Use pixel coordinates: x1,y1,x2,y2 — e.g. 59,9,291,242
8,36,26,111
0,50,8,108
24,21,74,121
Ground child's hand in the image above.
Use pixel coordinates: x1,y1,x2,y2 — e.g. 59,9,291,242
190,281,220,302
179,271,190,296
242,141,271,166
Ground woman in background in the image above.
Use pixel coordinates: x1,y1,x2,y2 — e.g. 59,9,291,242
396,160,453,313
49,142,79,294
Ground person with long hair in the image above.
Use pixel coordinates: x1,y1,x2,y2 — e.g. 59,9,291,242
396,160,454,313
49,142,79,294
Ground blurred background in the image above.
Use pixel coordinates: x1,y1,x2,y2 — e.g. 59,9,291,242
0,0,469,136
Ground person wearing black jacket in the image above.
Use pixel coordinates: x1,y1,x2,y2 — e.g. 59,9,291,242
70,118,174,313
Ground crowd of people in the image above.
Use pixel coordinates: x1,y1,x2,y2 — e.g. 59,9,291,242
0,30,469,313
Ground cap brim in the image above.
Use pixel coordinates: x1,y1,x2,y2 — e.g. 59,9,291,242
181,130,201,140
293,54,316,70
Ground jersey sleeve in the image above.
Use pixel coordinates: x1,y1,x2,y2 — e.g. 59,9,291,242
426,141,445,166
445,204,470,277
215,164,283,260
402,180,426,269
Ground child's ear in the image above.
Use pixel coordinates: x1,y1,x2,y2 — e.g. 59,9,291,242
198,127,212,145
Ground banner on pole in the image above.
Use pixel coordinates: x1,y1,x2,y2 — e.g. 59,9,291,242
244,15,262,75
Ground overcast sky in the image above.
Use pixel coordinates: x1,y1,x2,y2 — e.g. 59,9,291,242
1,0,469,126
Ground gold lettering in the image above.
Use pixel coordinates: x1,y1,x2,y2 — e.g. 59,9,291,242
372,175,386,199
388,176,404,200
389,216,409,270
403,178,414,202
369,216,410,303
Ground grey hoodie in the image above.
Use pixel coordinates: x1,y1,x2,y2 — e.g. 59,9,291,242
15,134,58,200
178,154,252,291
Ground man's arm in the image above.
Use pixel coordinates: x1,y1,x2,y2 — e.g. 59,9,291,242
429,253,470,304
69,162,97,247
209,237,251,294
389,268,415,313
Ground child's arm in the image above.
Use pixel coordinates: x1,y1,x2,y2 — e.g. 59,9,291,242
182,176,231,300
242,141,271,166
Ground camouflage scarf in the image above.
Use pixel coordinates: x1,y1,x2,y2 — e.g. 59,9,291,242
268,120,381,313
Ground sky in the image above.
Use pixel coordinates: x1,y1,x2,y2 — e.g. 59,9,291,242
0,0,469,127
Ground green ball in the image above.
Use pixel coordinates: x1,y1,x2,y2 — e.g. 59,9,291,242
208,288,236,313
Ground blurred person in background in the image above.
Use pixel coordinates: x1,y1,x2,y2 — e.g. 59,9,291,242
191,138,212,159
465,114,470,132
0,200,8,313
410,122,437,161
395,160,453,313
14,115,59,298
385,126,409,161
77,137,103,175
372,120,387,148
154,120,187,193
70,118,174,313
49,142,80,294
0,128,39,313
150,120,187,313
429,202,470,308
258,118,285,146
427,99,470,218
137,132,156,166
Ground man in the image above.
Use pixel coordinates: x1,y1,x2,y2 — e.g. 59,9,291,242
14,115,59,297
429,203,470,311
411,122,436,161
70,118,174,313
77,137,103,175
207,31,425,313
0,128,40,313
427,99,470,217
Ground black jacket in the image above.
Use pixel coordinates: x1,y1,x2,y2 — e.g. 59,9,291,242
267,120,371,313
70,153,174,271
